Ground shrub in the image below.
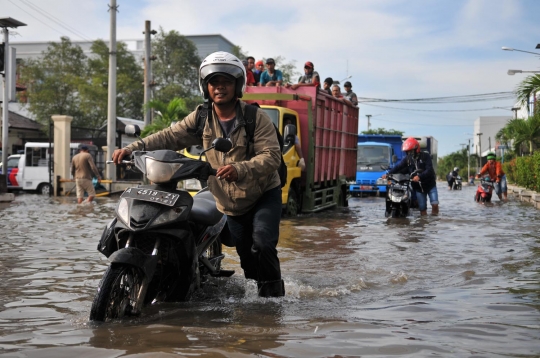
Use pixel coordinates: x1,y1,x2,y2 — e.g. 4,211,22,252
503,158,517,183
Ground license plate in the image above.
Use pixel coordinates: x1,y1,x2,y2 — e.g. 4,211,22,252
121,187,180,206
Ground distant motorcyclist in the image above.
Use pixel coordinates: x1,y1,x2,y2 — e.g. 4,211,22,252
447,166,459,190
477,152,507,201
383,137,439,216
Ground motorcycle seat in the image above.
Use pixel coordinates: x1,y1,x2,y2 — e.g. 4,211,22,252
190,190,222,226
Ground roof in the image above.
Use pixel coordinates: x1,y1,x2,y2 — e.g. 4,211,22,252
0,109,42,131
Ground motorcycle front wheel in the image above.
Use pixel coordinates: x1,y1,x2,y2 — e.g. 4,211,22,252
90,265,144,322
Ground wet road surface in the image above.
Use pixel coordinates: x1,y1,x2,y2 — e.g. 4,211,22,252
0,182,539,357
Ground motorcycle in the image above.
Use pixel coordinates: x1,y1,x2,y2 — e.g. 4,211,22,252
90,124,234,322
474,176,494,203
378,167,422,218
451,175,463,190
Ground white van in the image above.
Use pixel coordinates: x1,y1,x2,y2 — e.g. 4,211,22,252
14,142,98,195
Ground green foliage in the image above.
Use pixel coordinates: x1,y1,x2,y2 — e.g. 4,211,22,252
20,37,144,130
152,28,201,108
361,128,404,135
264,56,300,85
231,45,248,60
438,149,476,180
500,114,540,155
502,158,517,183
515,156,536,190
20,37,88,128
141,98,190,137
80,39,144,128
516,74,540,110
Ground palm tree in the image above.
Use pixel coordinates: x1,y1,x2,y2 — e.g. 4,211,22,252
141,98,190,137
515,74,540,111
503,114,540,155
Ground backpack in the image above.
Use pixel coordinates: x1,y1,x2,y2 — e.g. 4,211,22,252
194,102,287,188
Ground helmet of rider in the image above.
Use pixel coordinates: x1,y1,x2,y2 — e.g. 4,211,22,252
402,137,420,158
454,167,459,171
486,152,496,160
199,51,246,100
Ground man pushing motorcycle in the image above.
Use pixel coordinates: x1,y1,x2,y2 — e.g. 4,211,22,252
476,152,507,201
112,51,285,297
383,137,439,216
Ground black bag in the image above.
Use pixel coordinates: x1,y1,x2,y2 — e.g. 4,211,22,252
194,102,287,188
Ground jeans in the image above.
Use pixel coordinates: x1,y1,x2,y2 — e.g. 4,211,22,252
415,185,439,211
226,186,282,282
494,174,507,196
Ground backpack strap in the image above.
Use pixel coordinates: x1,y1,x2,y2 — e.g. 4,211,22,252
187,100,211,138
243,103,260,158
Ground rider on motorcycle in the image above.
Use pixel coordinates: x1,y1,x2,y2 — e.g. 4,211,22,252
477,152,507,201
447,166,459,189
112,52,285,297
383,137,439,216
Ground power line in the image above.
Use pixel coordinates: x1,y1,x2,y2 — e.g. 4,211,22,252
6,0,66,37
358,92,514,104
17,0,93,41
362,103,512,112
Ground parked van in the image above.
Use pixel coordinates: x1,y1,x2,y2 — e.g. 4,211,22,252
7,142,98,195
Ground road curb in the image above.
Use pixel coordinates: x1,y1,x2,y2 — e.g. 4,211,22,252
508,184,540,209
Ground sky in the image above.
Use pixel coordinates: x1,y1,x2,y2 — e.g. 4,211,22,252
2,0,540,156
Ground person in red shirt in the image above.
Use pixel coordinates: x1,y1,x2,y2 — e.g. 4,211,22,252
242,59,255,86
477,152,507,201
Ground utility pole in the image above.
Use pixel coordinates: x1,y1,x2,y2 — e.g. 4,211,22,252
366,114,372,131
143,21,156,126
0,18,26,189
488,136,491,152
107,0,118,181
476,132,483,171
468,138,471,179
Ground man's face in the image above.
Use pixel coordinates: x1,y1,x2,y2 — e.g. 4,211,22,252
247,58,255,70
207,75,236,104
323,82,331,90
256,63,264,72
266,62,275,71
332,87,340,97
304,66,313,75
344,85,351,92
488,158,495,164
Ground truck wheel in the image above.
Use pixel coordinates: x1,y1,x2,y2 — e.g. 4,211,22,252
285,188,299,217
38,183,52,195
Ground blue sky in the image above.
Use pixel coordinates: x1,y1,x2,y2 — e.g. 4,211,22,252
3,0,540,156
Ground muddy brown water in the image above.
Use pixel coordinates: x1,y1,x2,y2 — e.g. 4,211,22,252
0,183,539,357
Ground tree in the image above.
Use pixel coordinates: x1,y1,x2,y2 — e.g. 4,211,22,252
361,128,404,136
273,56,301,85
20,37,88,127
141,98,190,137
79,39,144,129
438,148,472,179
516,74,540,112
152,28,202,109
502,115,540,155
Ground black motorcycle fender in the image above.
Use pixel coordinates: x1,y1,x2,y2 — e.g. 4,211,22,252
109,247,158,279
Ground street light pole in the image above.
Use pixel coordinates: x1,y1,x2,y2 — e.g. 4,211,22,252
366,114,372,131
502,47,540,56
476,132,483,171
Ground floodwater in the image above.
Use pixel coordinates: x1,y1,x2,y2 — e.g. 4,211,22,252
0,182,539,357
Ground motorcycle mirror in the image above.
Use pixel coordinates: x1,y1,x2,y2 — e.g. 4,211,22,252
125,124,141,137
380,165,389,170
198,138,233,160
212,138,233,153
124,124,145,151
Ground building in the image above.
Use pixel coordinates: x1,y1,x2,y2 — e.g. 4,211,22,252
11,34,236,62
473,116,511,166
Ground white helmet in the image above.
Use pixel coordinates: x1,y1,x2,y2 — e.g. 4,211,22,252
454,167,459,171
199,51,246,100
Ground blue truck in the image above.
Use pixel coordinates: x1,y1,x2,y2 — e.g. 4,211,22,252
349,135,404,196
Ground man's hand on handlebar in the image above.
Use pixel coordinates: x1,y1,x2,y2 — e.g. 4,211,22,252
411,175,420,182
216,165,238,182
112,148,132,164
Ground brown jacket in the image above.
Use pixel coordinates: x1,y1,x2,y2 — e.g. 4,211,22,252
71,152,100,179
125,100,281,216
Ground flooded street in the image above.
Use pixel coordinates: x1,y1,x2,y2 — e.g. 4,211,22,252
0,182,539,357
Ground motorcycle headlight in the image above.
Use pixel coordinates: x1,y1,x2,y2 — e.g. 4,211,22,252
150,206,187,227
146,157,183,183
183,178,203,191
117,198,130,225
376,178,387,185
